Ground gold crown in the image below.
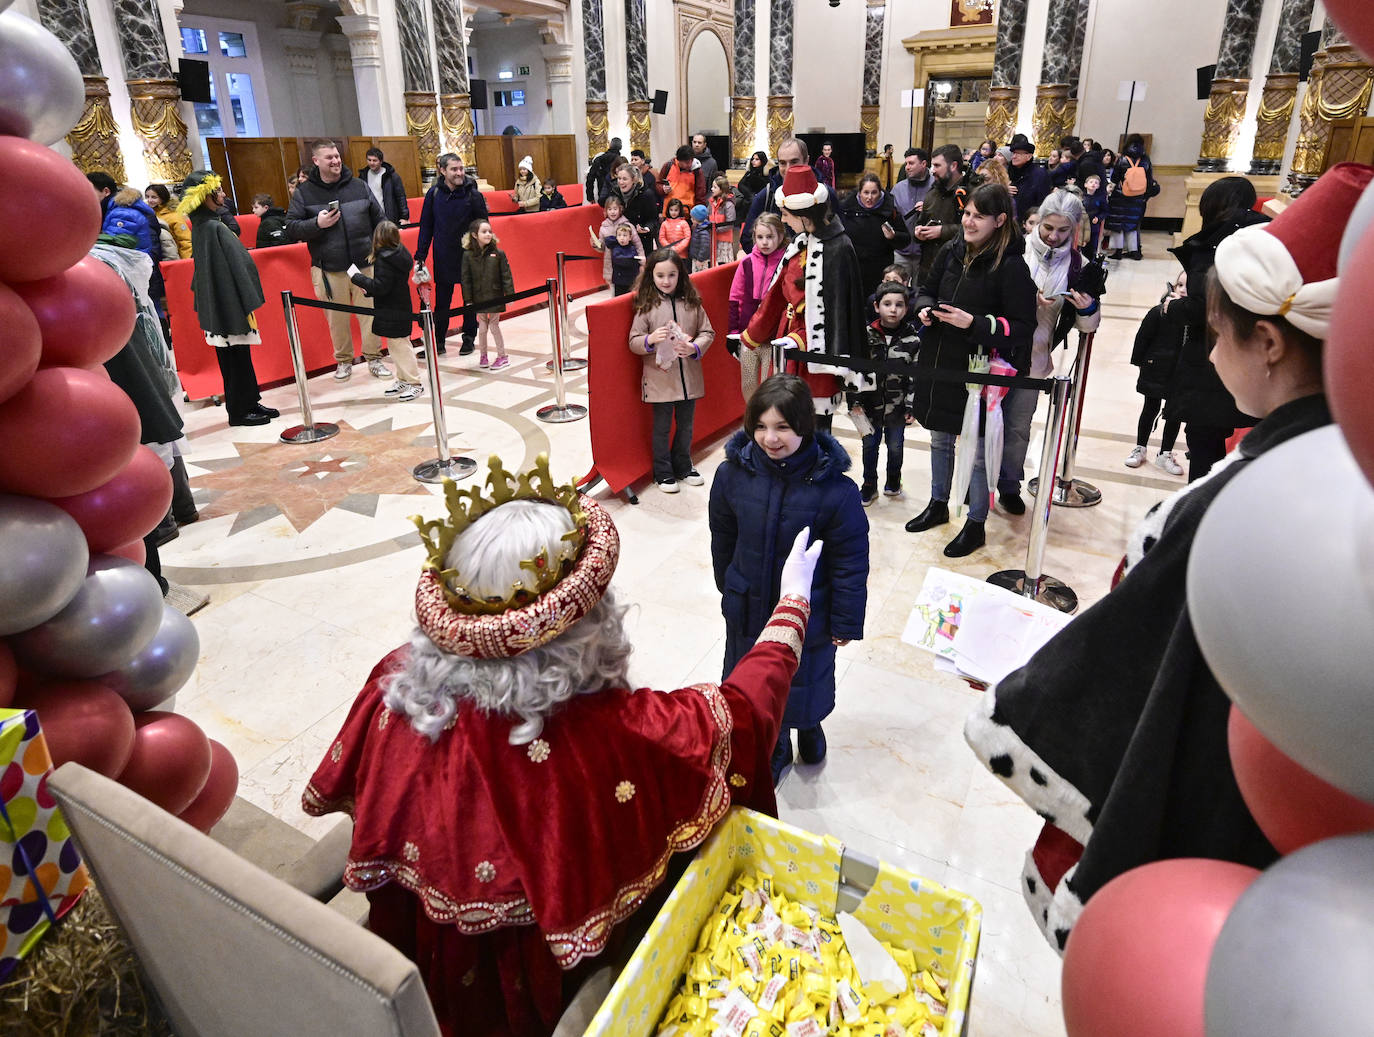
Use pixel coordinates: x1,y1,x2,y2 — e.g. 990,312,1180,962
411,454,588,615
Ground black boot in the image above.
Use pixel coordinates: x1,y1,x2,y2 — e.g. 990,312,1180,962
152,509,179,547
797,725,827,765
771,730,793,784
998,491,1026,515
904,499,950,533
170,455,199,525
943,518,986,557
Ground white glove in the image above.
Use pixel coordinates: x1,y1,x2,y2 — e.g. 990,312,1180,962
346,263,361,278
778,527,824,602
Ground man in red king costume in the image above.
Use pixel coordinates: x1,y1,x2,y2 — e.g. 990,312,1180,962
738,165,867,432
304,454,824,1035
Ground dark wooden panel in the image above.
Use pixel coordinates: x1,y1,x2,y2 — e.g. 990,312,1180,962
474,136,513,189
543,135,578,189
222,138,290,213
374,136,423,196
206,137,230,199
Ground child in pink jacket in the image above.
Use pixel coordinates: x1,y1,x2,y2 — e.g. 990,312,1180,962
727,212,785,401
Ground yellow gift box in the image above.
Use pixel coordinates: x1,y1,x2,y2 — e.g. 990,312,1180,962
585,808,982,1036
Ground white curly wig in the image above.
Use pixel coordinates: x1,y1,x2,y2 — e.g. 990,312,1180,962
384,500,633,744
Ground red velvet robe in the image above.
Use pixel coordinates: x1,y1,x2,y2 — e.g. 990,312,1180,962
739,246,841,405
304,597,811,1036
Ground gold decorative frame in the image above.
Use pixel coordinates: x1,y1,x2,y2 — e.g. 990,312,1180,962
901,25,996,150
675,0,734,144
68,76,126,182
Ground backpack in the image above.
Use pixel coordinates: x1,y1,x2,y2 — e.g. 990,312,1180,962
1122,158,1147,197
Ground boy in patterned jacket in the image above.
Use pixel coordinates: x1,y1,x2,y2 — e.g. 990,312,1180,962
848,282,920,505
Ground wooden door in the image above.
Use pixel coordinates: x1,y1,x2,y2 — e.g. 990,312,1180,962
223,137,290,212
373,136,423,196
206,137,231,201
543,136,577,189
474,136,513,189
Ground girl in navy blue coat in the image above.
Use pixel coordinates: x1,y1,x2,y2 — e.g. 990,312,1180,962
709,373,870,783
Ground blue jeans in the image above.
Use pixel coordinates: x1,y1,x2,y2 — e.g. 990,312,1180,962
860,423,906,490
998,387,1040,494
930,430,989,522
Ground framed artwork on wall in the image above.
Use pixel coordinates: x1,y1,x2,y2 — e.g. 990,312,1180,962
951,0,994,28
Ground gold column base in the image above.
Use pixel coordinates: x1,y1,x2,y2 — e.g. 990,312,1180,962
1031,84,1070,160
985,86,1019,147
127,78,192,184
439,92,475,167
586,100,609,158
767,95,793,159
1196,77,1250,170
860,104,880,157
404,91,440,171
1290,44,1374,190
68,76,126,183
1250,72,1298,173
732,96,756,167
627,98,651,157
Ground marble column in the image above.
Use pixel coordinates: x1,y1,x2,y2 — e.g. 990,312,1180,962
1063,0,1090,133
1032,0,1077,159
37,0,125,181
396,0,439,171
432,0,475,165
859,1,885,157
583,0,609,157
1289,19,1374,193
731,0,756,167
625,0,650,155
1194,0,1263,171
985,0,1027,145
111,0,192,182
767,0,794,157
1249,0,1314,174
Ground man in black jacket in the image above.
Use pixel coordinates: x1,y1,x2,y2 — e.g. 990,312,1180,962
585,137,622,205
740,137,808,250
914,145,968,282
414,152,489,356
363,147,411,225
287,139,390,381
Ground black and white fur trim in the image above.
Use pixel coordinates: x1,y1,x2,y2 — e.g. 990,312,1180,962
1123,450,1242,576
1020,851,1087,954
964,687,1094,846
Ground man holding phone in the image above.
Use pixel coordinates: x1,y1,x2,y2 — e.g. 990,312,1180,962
913,145,968,283
287,138,389,381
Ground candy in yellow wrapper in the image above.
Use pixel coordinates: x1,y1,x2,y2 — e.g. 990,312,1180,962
918,971,947,1004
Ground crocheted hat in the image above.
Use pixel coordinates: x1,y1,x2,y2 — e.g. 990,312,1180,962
518,155,534,173
777,165,828,210
1214,162,1374,339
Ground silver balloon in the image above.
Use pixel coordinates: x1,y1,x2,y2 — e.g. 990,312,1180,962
98,603,200,711
0,493,89,636
1205,832,1374,1036
0,11,85,146
11,554,164,678
1188,425,1374,803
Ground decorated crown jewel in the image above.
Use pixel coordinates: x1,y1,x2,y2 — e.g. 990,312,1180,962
412,453,588,615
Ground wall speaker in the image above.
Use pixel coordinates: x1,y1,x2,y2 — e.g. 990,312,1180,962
1196,64,1216,101
470,78,488,111
652,90,669,116
177,59,212,104
1299,30,1322,81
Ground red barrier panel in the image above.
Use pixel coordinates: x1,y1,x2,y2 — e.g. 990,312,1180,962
165,205,604,399
582,262,743,496
234,213,260,250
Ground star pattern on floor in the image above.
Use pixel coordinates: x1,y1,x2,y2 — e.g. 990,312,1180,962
189,418,470,533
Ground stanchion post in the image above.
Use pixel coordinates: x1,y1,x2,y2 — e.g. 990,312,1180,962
413,306,477,483
278,290,340,445
1029,330,1102,508
988,376,1079,613
550,251,587,373
537,277,588,423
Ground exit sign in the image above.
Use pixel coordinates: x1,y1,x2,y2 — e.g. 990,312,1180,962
517,65,530,76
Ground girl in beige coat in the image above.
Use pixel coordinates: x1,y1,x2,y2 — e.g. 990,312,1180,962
627,248,715,492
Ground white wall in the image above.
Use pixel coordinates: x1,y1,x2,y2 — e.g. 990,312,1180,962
792,0,865,134
469,22,553,136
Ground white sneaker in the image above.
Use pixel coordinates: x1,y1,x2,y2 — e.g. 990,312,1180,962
334,362,352,380
396,383,424,401
1124,445,1147,468
368,359,392,379
657,479,679,494
681,469,704,486
1154,451,1184,476
383,381,406,395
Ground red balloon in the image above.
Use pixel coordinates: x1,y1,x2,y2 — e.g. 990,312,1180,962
1062,859,1260,1037
0,642,15,709
177,740,239,833
0,138,103,283
1329,221,1374,489
48,447,173,553
14,257,138,369
0,366,141,497
108,539,147,565
13,680,136,778
1229,706,1374,854
1326,0,1374,62
117,711,212,815
0,282,42,405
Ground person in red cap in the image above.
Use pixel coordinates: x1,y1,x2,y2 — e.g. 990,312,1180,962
736,164,867,431
964,162,1373,954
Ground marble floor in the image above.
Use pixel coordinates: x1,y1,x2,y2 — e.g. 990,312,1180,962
161,233,1190,1037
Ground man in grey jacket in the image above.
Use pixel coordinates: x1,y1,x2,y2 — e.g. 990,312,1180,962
889,147,932,282
287,139,389,381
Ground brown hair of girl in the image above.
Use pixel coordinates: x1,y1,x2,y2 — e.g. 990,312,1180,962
370,220,401,262
631,248,701,313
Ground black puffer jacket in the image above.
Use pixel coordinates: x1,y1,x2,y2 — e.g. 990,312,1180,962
611,183,661,243
912,234,1037,434
1166,209,1268,427
837,190,912,298
285,165,385,272
350,244,415,340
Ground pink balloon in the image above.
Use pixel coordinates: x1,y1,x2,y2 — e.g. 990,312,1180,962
1325,0,1374,62
14,679,136,778
1328,220,1374,489
117,711,212,816
0,137,103,283
177,740,239,833
0,366,141,497
0,281,41,404
48,447,173,553
14,256,138,369
1229,706,1374,854
1062,859,1260,1037
108,539,147,566
0,641,15,709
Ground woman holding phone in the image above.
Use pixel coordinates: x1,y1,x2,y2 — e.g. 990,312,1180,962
906,182,1037,556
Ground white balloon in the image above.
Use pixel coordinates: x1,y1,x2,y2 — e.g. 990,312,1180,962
1338,179,1374,274
1188,424,1374,803
0,10,85,146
